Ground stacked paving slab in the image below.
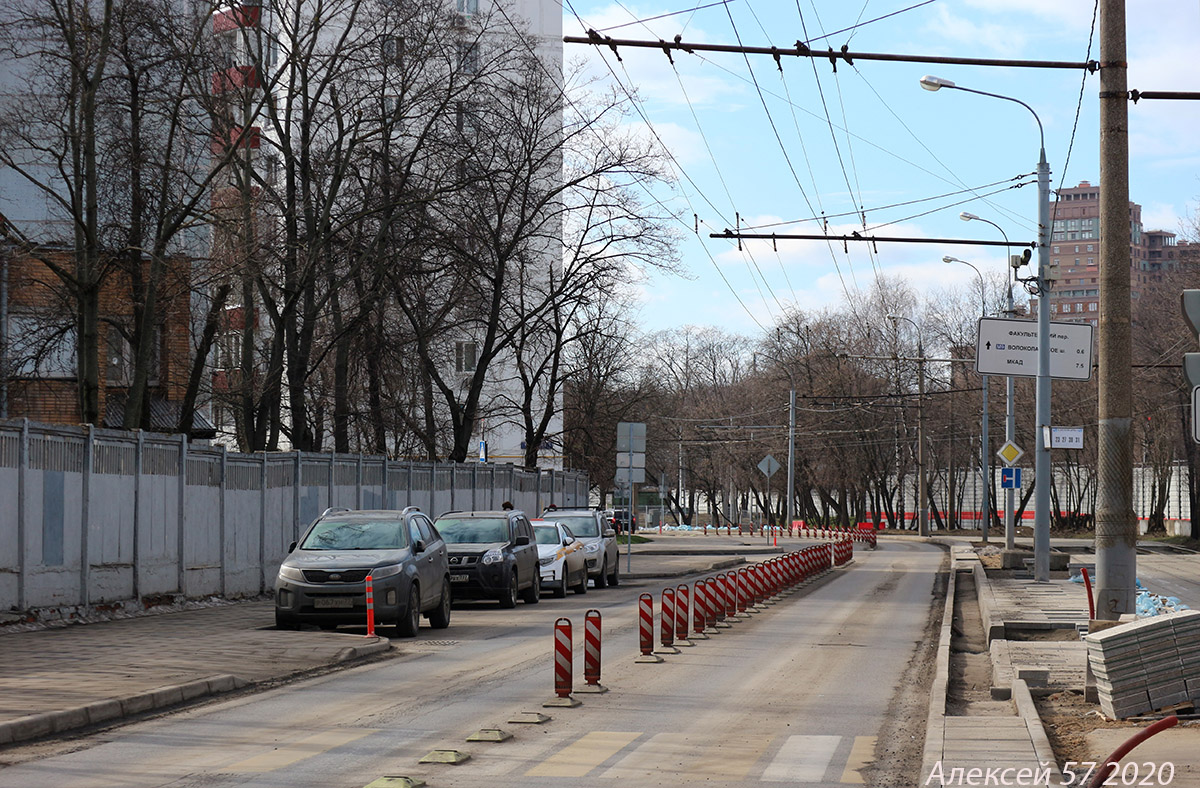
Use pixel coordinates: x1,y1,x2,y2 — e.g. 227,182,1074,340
1085,609,1200,719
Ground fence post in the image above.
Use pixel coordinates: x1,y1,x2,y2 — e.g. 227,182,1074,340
17,418,28,610
293,451,302,542
177,433,187,596
357,453,363,510
134,430,144,600
80,424,93,607
260,450,267,595
382,454,390,509
219,444,228,597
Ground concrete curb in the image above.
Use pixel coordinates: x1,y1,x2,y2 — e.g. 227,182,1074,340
973,561,1006,644
623,557,746,580
0,638,392,747
920,555,956,783
1012,678,1064,786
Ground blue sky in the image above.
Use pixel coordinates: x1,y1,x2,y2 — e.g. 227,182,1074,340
561,0,1200,335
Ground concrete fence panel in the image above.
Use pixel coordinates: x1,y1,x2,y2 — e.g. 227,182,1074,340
0,419,589,613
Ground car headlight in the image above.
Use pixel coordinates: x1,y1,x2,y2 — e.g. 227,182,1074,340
584,542,601,554
278,565,304,582
539,556,555,567
481,548,504,565
370,564,403,580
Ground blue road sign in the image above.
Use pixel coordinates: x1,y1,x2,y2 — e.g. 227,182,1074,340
1000,467,1022,489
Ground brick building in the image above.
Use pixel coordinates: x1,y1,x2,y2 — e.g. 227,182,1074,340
0,239,214,437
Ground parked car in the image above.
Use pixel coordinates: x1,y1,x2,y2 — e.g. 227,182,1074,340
531,520,588,597
610,509,637,534
542,508,619,588
274,506,451,637
433,510,540,607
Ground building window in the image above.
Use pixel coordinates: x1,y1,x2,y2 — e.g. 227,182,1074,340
382,34,405,64
456,341,477,373
1087,244,1094,251
457,41,479,74
457,0,479,14
1076,303,1083,313
1062,304,1071,313
1053,246,1060,254
1088,302,1097,312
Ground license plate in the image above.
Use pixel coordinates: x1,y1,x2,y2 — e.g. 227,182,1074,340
450,574,469,583
313,596,353,609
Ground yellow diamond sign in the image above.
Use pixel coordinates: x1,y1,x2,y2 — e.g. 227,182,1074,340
997,441,1024,466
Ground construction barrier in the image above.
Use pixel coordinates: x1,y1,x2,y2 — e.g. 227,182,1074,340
584,609,602,688
661,588,676,648
720,572,735,618
638,594,655,657
702,578,719,629
365,573,376,638
799,525,877,548
736,568,749,614
693,580,708,637
554,617,573,698
676,583,690,641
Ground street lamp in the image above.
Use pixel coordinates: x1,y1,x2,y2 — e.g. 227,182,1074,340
943,254,991,544
887,314,927,537
921,75,1052,582
961,212,1019,551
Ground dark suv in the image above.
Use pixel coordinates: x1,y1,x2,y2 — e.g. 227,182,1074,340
274,507,452,637
433,510,540,607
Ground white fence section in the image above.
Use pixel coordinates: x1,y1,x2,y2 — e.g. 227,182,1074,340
0,419,588,612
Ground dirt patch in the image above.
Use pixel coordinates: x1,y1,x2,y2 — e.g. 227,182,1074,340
1035,690,1139,765
947,569,1013,715
862,558,948,787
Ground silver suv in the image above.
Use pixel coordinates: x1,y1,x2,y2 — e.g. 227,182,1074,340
541,508,619,588
274,507,451,637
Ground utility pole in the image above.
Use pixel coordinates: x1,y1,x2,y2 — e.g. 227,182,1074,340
1095,0,1136,619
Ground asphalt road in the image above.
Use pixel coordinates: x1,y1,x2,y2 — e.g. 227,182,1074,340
0,540,943,788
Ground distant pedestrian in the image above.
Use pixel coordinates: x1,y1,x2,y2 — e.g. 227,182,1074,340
502,501,513,510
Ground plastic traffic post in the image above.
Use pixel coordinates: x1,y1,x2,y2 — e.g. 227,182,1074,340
583,609,603,687
554,618,573,697
676,583,692,643
661,588,676,648
365,573,376,638
638,594,654,656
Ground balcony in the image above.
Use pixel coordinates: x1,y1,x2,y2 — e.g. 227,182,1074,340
211,65,260,94
213,3,261,34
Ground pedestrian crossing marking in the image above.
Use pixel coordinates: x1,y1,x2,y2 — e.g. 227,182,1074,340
219,728,376,773
525,731,641,778
762,734,839,782
600,732,767,781
840,736,876,784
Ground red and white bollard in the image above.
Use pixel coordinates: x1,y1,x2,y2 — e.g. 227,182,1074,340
720,572,735,619
659,588,680,652
676,583,693,644
579,608,607,693
737,568,751,615
543,617,582,707
702,578,723,632
693,580,710,638
636,594,663,662
713,573,732,628
364,573,377,638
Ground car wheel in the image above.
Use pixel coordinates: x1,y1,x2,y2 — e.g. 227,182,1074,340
396,585,420,637
554,571,568,598
594,558,608,589
428,578,452,629
521,572,541,604
498,571,518,608
275,611,298,630
608,557,620,587
573,566,589,595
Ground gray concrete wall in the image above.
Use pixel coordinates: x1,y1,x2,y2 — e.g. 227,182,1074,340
0,419,589,612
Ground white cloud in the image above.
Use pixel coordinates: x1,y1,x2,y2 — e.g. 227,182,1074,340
1141,203,1183,234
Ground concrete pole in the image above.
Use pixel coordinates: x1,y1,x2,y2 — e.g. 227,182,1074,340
917,338,928,537
1006,291,1017,550
1095,0,1136,619
786,387,796,532
1034,142,1052,583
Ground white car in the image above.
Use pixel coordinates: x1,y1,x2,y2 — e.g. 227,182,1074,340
543,508,619,588
531,520,589,598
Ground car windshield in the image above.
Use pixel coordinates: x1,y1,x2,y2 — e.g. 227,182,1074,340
435,517,509,544
300,519,406,551
533,526,561,545
555,515,599,537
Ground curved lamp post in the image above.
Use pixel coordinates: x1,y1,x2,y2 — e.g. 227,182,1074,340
921,75,1052,582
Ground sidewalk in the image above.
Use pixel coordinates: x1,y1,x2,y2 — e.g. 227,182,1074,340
925,536,1200,787
0,535,771,747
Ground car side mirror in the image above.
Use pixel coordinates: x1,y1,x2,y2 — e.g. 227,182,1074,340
563,536,575,546
413,539,426,554
515,534,531,546
287,541,297,553
603,529,615,538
